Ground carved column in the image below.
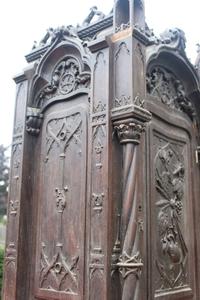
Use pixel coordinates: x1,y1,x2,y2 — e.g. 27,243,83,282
112,106,151,300
2,73,29,300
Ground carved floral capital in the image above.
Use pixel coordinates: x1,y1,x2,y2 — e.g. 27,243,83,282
114,121,145,144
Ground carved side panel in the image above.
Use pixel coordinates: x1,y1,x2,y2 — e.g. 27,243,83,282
93,51,107,112
150,127,196,299
155,142,188,290
3,80,28,300
35,105,87,299
114,41,131,108
88,47,110,299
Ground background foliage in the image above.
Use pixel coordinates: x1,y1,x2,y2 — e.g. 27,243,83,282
0,145,9,215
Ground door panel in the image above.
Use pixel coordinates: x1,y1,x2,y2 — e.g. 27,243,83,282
148,118,197,299
34,103,88,300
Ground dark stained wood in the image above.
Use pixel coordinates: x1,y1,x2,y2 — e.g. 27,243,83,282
3,0,200,299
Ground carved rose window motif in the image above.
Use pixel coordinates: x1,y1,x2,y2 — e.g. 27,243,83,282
36,57,90,107
155,143,188,291
147,67,195,119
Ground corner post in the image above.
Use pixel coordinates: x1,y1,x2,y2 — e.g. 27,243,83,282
111,0,151,299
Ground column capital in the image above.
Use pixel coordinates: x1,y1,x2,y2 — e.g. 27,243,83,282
111,104,152,144
114,119,145,144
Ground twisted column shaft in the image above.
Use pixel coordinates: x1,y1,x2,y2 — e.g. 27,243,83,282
114,120,144,300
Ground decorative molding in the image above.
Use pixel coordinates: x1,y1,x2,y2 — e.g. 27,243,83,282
115,95,131,107
147,66,195,119
155,142,188,290
92,114,106,126
117,252,143,280
40,243,79,294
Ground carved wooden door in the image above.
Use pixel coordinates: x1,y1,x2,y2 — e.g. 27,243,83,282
146,68,199,299
34,99,88,300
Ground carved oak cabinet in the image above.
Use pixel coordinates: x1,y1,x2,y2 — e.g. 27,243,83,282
3,0,200,299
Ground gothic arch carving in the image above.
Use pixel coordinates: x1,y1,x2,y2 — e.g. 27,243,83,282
26,39,91,135
146,29,200,123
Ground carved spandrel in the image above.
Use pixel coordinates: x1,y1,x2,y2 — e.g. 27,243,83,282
154,140,188,291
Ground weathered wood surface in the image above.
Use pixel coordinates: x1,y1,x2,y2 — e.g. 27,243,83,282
3,0,200,299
